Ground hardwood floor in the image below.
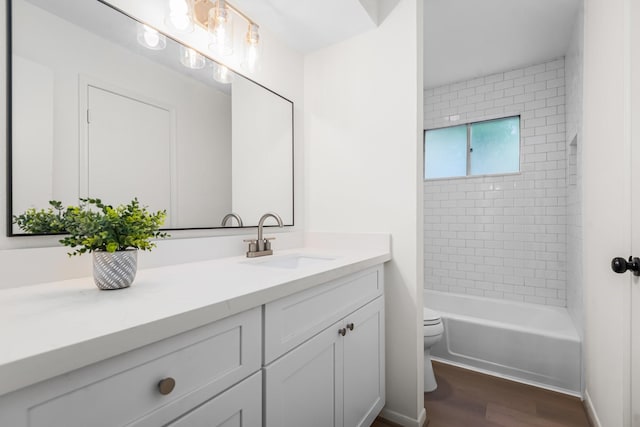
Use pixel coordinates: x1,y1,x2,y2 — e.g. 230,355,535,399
372,361,591,427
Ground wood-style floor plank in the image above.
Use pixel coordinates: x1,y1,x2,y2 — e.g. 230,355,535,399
485,402,573,427
372,361,591,427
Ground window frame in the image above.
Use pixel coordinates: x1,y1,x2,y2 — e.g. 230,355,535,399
423,115,522,181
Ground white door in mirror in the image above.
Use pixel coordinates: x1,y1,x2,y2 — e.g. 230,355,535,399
85,85,173,225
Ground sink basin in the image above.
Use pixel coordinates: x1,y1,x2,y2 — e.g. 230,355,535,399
245,254,336,269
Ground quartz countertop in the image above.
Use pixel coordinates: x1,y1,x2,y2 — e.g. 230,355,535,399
0,236,390,397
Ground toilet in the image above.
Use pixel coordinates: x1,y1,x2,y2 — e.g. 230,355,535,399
423,307,444,392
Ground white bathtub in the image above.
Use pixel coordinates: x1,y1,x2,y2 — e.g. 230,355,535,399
424,290,582,395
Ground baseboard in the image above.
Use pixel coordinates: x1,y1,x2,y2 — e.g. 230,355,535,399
379,407,427,427
584,389,602,427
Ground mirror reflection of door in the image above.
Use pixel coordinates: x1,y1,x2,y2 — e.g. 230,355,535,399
84,84,175,226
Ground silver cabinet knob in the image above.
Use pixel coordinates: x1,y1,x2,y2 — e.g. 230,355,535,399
158,377,176,395
338,328,347,337
346,323,354,331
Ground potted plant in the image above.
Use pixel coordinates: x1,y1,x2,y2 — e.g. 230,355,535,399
13,198,169,290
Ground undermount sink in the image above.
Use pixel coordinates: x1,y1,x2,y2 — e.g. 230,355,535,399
245,254,336,269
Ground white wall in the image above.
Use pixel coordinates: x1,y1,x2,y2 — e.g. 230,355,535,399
304,1,425,425
424,58,568,307
0,0,304,284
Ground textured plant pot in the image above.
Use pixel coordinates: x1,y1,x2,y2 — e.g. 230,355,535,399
92,249,138,290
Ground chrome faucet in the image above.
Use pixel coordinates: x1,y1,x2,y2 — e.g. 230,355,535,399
244,212,284,257
221,212,243,227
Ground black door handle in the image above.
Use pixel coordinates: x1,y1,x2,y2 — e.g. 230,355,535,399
611,256,640,276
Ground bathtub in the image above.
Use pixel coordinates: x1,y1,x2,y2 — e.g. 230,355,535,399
424,290,582,395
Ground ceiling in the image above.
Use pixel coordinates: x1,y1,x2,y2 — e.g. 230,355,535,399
232,0,581,90
423,0,581,88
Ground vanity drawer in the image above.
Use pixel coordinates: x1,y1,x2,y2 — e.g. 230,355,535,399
0,307,261,427
264,265,383,364
167,371,262,427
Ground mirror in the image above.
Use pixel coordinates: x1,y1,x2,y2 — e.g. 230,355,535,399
8,0,294,235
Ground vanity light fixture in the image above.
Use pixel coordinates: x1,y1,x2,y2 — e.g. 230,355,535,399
212,62,233,84
190,0,262,71
164,0,262,71
137,24,167,50
166,0,194,33
180,46,206,69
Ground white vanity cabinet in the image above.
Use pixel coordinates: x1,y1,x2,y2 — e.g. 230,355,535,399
0,307,262,427
263,266,385,427
0,259,388,427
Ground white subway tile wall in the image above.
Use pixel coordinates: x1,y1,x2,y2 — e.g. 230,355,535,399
424,58,567,307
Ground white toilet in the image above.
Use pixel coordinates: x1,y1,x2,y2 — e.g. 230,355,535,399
423,307,444,392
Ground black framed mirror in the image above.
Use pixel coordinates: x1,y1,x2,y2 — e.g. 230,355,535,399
7,0,294,235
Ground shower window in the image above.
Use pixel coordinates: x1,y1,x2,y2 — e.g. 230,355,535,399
424,116,520,179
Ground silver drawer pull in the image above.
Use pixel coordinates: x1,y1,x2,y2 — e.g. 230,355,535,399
346,323,354,331
338,328,347,337
158,377,176,395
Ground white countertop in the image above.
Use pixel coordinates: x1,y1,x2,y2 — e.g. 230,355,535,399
0,239,390,397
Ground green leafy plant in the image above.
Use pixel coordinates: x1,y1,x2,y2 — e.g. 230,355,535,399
13,198,169,256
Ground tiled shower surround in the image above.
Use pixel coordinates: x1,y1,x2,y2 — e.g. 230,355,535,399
423,58,567,306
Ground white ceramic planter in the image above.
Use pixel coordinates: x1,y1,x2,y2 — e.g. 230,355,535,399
92,249,138,290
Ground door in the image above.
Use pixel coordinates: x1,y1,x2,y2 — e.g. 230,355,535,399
343,297,385,427
263,321,344,427
631,0,640,423
85,84,174,224
585,0,639,425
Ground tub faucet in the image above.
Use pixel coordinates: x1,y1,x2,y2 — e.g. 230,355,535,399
221,212,243,227
244,212,283,258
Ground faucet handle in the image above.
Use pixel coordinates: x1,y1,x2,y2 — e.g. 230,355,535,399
263,237,276,251
243,239,258,253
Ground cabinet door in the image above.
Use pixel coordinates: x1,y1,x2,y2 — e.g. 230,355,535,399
343,297,385,427
166,371,261,427
264,322,344,427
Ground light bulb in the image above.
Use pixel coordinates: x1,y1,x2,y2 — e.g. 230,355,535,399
169,0,188,15
242,23,261,72
208,0,233,56
215,25,227,47
137,24,167,50
145,31,159,47
212,63,233,84
245,44,258,71
166,0,194,33
180,46,205,69
170,14,192,31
